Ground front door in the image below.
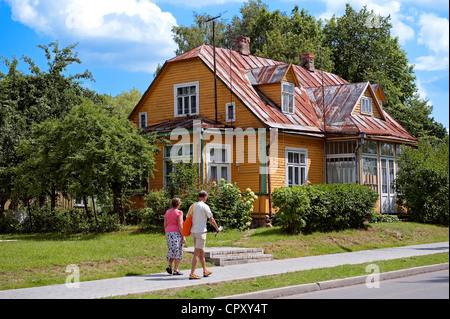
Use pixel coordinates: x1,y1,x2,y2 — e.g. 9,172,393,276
380,158,396,214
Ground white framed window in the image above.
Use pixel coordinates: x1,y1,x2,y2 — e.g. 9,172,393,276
206,143,231,183
174,81,199,117
139,112,147,128
361,97,373,115
281,82,295,114
285,147,308,187
163,143,193,186
226,102,236,122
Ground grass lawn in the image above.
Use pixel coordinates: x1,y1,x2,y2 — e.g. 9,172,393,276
0,222,448,291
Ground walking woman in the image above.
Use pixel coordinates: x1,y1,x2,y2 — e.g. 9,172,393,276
164,198,186,275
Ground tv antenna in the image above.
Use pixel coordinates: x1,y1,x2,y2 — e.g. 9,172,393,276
204,11,227,123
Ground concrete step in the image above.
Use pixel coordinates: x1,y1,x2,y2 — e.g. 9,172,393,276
209,253,274,266
184,246,273,266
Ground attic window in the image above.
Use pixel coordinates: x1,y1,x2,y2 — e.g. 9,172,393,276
361,97,373,115
139,112,147,128
282,82,295,114
174,82,199,117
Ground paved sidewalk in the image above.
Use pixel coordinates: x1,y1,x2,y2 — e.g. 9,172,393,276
0,242,448,299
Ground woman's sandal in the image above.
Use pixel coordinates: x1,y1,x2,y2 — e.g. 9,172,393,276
166,266,172,274
189,274,201,280
172,270,183,275
203,270,212,277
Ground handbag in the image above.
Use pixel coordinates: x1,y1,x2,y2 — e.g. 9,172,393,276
182,204,194,237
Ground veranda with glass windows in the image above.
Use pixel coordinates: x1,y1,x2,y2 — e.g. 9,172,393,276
325,139,402,214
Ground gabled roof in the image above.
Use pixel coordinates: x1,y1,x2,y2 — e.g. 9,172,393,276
306,82,418,143
136,44,417,144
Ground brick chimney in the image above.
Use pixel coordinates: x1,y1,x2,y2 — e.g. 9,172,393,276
232,36,251,55
301,53,315,72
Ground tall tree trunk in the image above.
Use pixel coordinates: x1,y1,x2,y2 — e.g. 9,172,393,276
91,194,98,222
113,183,126,225
50,186,57,212
83,196,91,220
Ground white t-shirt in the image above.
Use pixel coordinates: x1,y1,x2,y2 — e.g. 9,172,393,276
190,201,213,233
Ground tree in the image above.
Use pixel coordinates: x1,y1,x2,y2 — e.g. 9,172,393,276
0,42,94,209
395,138,449,225
105,88,143,119
254,6,334,71
323,4,446,140
16,100,159,225
172,1,333,70
172,13,230,56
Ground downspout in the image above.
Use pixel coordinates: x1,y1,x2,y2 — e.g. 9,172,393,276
266,128,278,219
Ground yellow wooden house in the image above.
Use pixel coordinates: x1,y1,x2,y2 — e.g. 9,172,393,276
128,37,418,216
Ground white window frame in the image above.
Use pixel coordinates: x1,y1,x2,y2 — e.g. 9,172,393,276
174,81,199,117
281,82,295,115
285,147,308,187
361,97,373,115
226,102,236,122
139,112,147,128
205,143,232,183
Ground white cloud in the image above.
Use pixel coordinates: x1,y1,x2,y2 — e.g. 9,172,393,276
4,0,178,73
414,13,449,71
318,0,415,45
417,13,449,54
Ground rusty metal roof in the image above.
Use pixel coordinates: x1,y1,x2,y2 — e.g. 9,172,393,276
306,83,418,143
163,44,417,143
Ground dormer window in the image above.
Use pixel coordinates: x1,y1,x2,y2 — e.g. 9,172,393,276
174,81,199,117
282,82,295,114
361,97,373,115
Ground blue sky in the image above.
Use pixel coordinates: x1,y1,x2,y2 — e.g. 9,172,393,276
0,0,448,130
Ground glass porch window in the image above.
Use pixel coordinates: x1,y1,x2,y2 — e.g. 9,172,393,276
362,140,378,192
326,140,357,184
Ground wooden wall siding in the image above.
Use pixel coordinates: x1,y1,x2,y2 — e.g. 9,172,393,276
353,88,383,119
283,68,298,86
268,133,324,192
130,59,262,129
257,83,281,108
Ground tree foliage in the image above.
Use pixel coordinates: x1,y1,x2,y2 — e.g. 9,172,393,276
395,138,449,225
15,100,159,225
0,41,94,211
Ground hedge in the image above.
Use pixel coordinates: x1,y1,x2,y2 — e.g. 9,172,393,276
272,184,378,234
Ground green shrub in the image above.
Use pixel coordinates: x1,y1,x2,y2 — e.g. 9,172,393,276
395,139,449,225
369,214,400,223
272,184,378,234
145,189,171,214
13,205,121,234
142,179,256,231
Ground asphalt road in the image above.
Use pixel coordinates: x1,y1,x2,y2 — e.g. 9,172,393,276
277,270,449,299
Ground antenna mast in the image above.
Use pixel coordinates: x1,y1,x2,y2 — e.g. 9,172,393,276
205,13,223,124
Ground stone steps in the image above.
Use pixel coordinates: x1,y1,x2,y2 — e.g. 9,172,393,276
184,247,273,266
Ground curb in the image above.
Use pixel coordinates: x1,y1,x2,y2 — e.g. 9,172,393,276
216,263,449,299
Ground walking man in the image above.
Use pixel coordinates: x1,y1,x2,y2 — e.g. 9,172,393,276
189,190,221,280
